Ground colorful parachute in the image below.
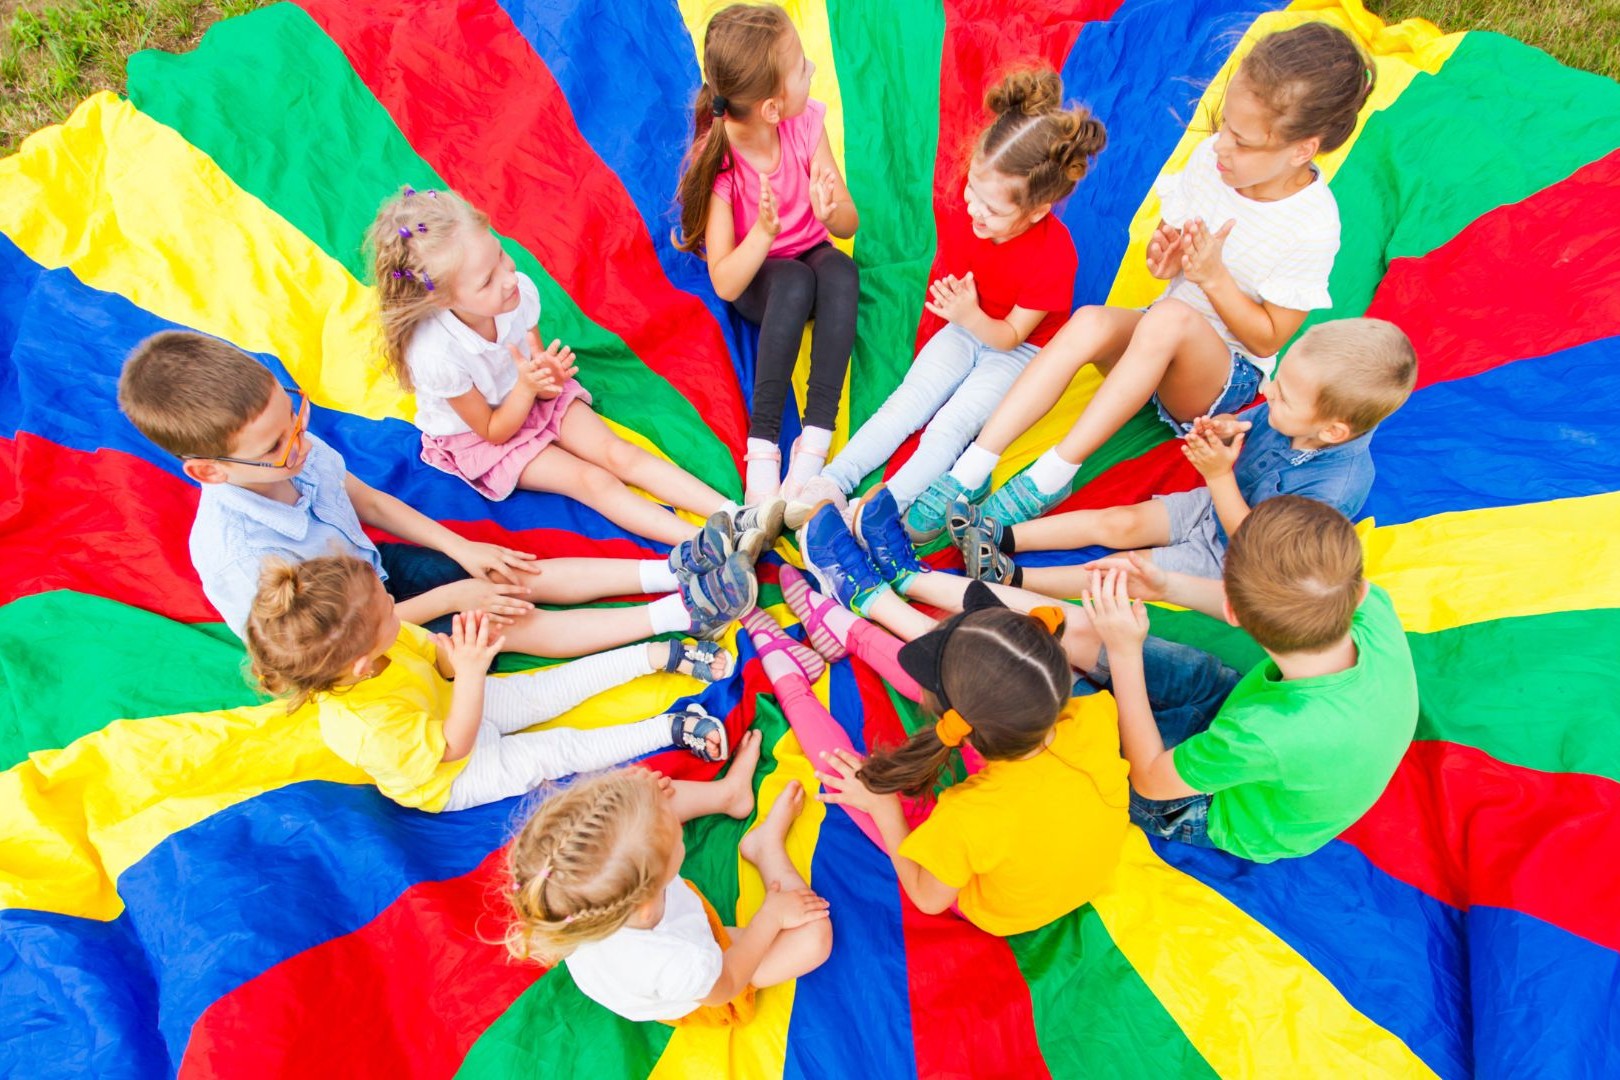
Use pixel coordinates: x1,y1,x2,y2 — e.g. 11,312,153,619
3,0,1618,1075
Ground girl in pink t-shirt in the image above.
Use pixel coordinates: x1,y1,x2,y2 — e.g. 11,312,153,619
675,3,861,504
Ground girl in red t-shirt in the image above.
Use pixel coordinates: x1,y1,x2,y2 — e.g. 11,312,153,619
796,69,1104,522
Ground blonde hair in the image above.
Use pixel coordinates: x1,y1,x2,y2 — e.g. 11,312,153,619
244,555,386,711
365,186,492,391
505,769,676,964
1290,318,1417,435
674,3,796,253
975,68,1107,211
118,331,277,458
1223,496,1364,654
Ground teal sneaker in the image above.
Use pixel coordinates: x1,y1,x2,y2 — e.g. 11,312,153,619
980,471,1067,528
905,473,988,544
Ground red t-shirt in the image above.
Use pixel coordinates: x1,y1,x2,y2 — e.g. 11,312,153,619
919,209,1079,348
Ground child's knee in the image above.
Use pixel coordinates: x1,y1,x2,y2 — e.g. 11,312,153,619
1138,298,1203,340
577,461,626,501
768,261,818,317
1097,503,1150,539
599,435,645,475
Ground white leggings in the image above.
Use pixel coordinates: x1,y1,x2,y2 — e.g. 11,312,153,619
443,645,672,810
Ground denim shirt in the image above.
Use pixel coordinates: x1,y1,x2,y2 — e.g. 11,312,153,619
190,432,383,636
1220,402,1376,544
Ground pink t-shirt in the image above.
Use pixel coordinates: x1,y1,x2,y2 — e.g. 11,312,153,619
712,98,830,259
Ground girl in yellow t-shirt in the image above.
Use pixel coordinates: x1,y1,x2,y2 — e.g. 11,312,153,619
817,583,1130,936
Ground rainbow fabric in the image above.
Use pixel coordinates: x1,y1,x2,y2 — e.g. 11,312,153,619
3,0,1618,1074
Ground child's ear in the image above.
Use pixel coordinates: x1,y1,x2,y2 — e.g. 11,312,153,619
760,96,783,124
350,654,375,682
1026,203,1052,225
181,459,226,485
1358,579,1371,604
1316,418,1354,445
1221,595,1240,628
1292,135,1322,165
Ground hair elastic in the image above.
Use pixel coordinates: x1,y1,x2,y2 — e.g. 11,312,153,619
935,709,973,748
711,94,729,118
1029,606,1066,636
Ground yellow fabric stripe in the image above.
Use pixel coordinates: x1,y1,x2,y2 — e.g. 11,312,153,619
1092,829,1436,1078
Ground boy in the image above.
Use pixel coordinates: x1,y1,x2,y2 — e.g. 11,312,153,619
1079,496,1418,862
949,318,1417,593
117,332,756,650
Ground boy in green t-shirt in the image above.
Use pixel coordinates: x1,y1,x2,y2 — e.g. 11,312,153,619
1076,495,1418,862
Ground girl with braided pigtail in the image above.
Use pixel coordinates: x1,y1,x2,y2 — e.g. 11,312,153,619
506,763,831,1025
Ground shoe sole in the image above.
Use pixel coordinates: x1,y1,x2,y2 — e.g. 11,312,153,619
736,527,767,563
779,567,849,661
751,496,787,549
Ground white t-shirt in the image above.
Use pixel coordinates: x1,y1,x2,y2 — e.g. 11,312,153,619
404,271,542,436
1155,136,1340,376
565,878,724,1022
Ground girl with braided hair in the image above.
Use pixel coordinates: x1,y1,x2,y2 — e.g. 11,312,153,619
506,764,831,1025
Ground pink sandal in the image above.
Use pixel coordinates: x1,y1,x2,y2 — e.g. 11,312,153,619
741,608,826,682
777,565,847,663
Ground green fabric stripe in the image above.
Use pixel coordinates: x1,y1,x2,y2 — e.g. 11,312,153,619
1008,908,1218,1079
0,592,261,770
123,4,736,495
826,0,944,432
1304,31,1620,333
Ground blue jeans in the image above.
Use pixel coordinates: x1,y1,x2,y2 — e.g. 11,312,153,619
1152,351,1264,435
1081,635,1243,846
378,542,468,635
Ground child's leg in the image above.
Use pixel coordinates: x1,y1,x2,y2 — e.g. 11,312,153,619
441,714,672,810
1007,498,1172,554
517,438,693,545
820,325,979,494
862,589,943,642
736,780,834,986
798,245,859,436
483,643,658,731
903,570,1103,674
733,259,817,444
793,598,923,700
666,728,763,822
555,403,730,520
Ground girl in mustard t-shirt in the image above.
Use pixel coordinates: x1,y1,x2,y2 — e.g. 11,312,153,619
816,584,1130,936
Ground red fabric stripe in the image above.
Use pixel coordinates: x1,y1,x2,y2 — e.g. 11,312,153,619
1367,148,1620,390
1341,740,1620,952
178,849,540,1079
299,0,748,457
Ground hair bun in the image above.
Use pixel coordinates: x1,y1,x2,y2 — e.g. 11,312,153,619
1048,108,1108,183
985,68,1064,118
255,560,302,619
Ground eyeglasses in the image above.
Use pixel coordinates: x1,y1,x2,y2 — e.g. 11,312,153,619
183,386,310,470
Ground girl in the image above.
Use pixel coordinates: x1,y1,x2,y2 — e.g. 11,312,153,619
368,186,783,547
907,22,1374,539
246,556,739,813
675,3,860,504
794,68,1105,522
504,763,832,1026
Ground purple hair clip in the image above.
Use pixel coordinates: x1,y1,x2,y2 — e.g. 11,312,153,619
391,269,412,281
420,272,435,292
403,186,417,197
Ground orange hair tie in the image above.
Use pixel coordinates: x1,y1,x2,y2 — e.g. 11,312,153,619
935,709,973,748
1030,605,1066,636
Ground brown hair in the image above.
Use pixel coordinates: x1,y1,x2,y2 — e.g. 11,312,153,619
1290,317,1417,435
1223,496,1365,654
505,769,675,963
365,186,492,391
244,555,386,711
673,3,795,253
1234,22,1375,153
118,331,277,459
975,68,1107,211
859,608,1071,799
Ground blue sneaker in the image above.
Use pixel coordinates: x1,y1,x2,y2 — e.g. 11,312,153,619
678,551,758,640
797,501,889,615
905,473,989,544
669,516,734,575
852,485,924,591
981,471,1067,527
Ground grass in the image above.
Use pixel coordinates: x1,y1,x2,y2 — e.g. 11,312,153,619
0,0,1616,154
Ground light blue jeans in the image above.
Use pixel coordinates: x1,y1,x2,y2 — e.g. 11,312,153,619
822,322,1037,505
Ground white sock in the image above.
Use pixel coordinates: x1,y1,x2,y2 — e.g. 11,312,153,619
639,559,679,594
1026,448,1082,495
949,443,999,490
798,425,833,455
786,425,833,487
746,437,781,496
648,593,691,634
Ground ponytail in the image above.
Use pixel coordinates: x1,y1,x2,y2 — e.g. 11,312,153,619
976,67,1107,210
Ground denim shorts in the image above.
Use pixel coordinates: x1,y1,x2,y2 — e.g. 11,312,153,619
1152,351,1264,435
378,542,468,635
1130,789,1214,846
1148,488,1226,579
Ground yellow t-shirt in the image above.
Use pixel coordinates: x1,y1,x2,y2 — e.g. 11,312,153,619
317,622,468,812
897,695,1132,937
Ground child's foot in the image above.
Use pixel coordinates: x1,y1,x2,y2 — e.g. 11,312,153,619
738,778,806,865
851,485,925,591
669,516,735,576
667,704,729,762
947,497,1015,584
906,473,989,544
663,638,736,683
785,474,847,530
679,552,759,640
715,728,763,819
726,496,787,551
781,436,828,502
797,502,890,616
778,565,848,662
980,472,1067,527
744,444,783,505
945,495,1004,552
741,607,827,683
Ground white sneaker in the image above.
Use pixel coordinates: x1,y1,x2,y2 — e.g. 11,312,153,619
784,474,848,530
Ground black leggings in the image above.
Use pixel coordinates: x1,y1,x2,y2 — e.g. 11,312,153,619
732,242,859,441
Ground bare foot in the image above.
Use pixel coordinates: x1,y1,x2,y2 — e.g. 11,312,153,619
716,728,763,819
738,778,805,865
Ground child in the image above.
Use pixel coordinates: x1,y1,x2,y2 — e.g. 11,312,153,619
793,68,1104,521
368,186,784,546
1079,496,1419,862
245,555,739,812
814,584,1130,936
908,22,1375,539
951,318,1417,589
118,331,757,650
505,764,832,1025
675,2,861,503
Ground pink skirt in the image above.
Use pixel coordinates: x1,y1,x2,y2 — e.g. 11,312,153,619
419,382,591,500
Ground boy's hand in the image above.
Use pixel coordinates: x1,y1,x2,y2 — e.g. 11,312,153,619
451,538,543,586
1183,426,1245,479
759,881,831,930
1146,220,1185,279
1081,551,1168,602
814,747,889,815
447,578,535,626
436,610,506,679
809,166,840,226
756,181,782,238
923,273,981,325
1078,567,1149,652
1181,217,1234,287
1193,413,1252,443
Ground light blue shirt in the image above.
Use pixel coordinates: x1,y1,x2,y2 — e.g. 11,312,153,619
1218,402,1376,545
190,433,383,637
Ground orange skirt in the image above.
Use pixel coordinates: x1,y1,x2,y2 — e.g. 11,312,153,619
661,880,758,1028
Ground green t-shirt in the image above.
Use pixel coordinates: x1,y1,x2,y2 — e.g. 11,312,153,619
1173,584,1418,862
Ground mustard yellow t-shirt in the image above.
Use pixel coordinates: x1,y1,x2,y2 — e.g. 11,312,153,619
316,622,468,812
897,695,1132,937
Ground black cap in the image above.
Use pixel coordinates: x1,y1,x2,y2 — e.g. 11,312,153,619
895,581,1008,711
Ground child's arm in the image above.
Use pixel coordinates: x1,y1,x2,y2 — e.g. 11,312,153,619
1081,551,1228,621
701,883,830,1004
1080,569,1203,801
706,187,777,302
1182,416,1252,537
432,611,506,762
808,134,858,239
1181,218,1308,358
923,271,1045,352
1145,220,1185,280
343,472,543,587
